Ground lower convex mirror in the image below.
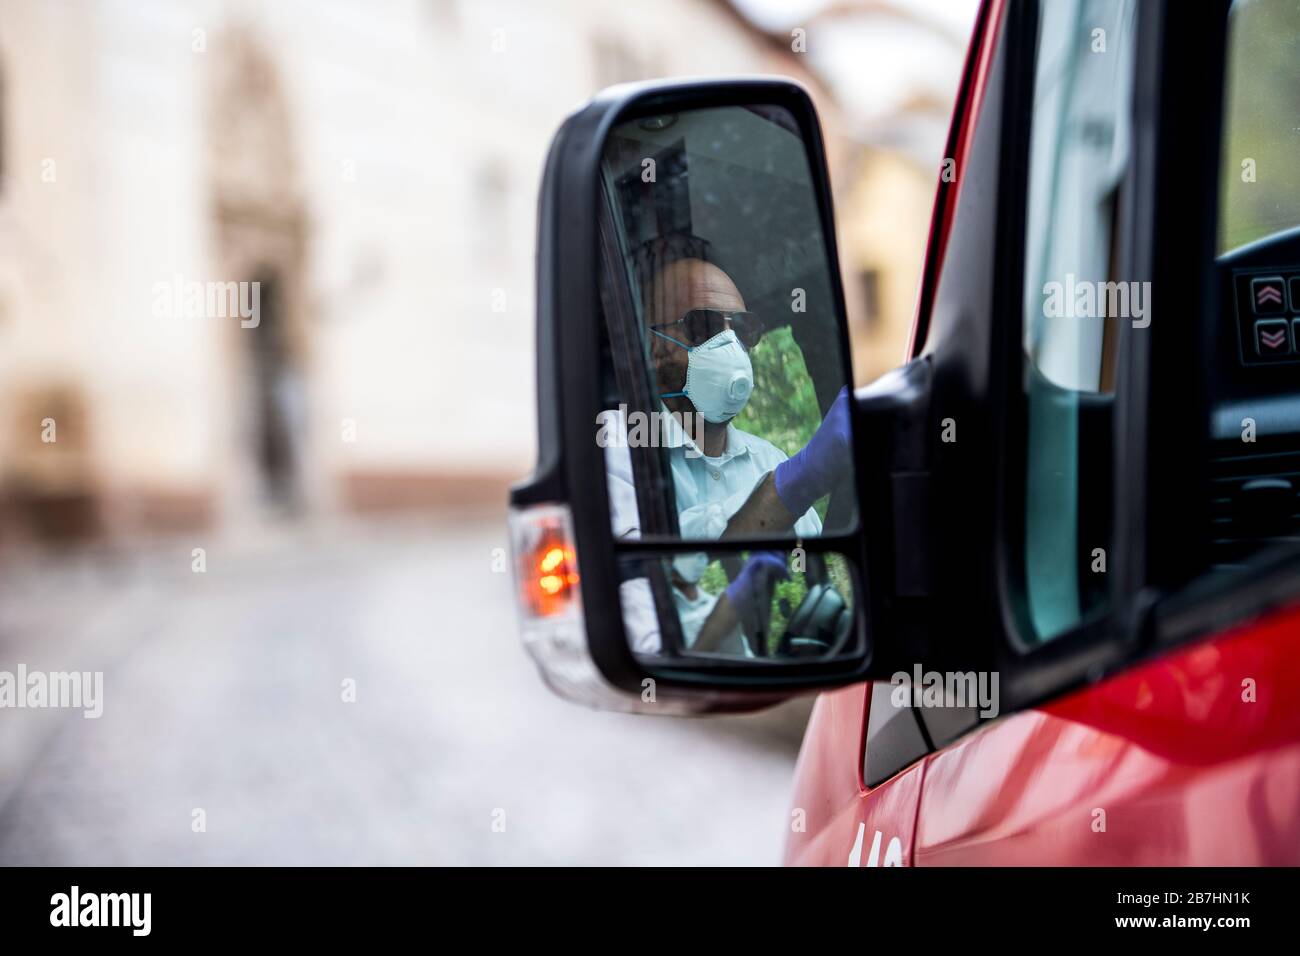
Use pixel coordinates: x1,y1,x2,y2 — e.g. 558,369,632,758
618,548,856,662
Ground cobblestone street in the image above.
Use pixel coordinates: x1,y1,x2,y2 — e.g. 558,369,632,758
0,511,808,865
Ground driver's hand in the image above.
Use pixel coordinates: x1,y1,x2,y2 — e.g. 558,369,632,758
724,551,790,640
773,386,852,517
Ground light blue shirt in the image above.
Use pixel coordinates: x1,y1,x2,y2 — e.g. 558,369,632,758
600,406,820,654
601,406,823,542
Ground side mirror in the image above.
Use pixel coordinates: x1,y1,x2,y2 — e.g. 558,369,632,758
510,78,914,713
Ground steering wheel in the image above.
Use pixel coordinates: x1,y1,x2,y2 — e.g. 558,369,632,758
775,579,853,658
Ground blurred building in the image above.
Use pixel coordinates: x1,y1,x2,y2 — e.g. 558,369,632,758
0,0,960,546
760,0,973,385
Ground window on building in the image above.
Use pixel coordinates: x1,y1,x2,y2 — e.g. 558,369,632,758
856,268,881,329
475,160,510,267
0,52,7,194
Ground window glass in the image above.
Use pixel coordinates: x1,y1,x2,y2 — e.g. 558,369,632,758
1021,0,1136,642
618,547,856,660
1212,0,1300,569
1219,0,1300,253
596,104,857,545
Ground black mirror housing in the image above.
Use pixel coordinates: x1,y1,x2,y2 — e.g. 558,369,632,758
511,77,925,712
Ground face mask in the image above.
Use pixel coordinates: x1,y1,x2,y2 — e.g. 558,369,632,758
672,552,710,584
654,328,754,424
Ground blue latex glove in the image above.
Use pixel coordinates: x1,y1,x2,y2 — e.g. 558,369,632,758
724,551,790,608
773,386,852,517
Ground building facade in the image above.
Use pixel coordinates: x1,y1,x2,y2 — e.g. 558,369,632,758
0,0,841,543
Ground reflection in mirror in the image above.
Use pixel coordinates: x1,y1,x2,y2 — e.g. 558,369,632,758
596,103,857,545
618,548,857,662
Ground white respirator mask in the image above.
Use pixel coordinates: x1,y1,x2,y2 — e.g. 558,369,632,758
655,328,754,424
671,551,710,585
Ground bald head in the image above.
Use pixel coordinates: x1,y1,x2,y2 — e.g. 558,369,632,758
644,258,745,330
642,258,746,422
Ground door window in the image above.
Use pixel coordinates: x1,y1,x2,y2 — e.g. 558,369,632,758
1020,0,1137,642
1219,0,1300,253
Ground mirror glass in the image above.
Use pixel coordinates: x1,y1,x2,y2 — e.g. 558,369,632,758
618,547,857,661
596,103,857,545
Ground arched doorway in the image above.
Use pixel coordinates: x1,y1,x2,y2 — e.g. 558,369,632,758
206,30,314,520
246,267,306,510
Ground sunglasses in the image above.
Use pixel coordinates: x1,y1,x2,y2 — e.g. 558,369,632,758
650,309,766,350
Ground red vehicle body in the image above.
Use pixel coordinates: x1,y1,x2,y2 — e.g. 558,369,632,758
787,0,1300,866
788,606,1300,865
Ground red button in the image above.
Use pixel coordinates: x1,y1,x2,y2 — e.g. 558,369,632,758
1251,277,1286,315
1256,319,1290,356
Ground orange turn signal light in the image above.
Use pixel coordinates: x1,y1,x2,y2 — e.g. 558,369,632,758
525,537,579,617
